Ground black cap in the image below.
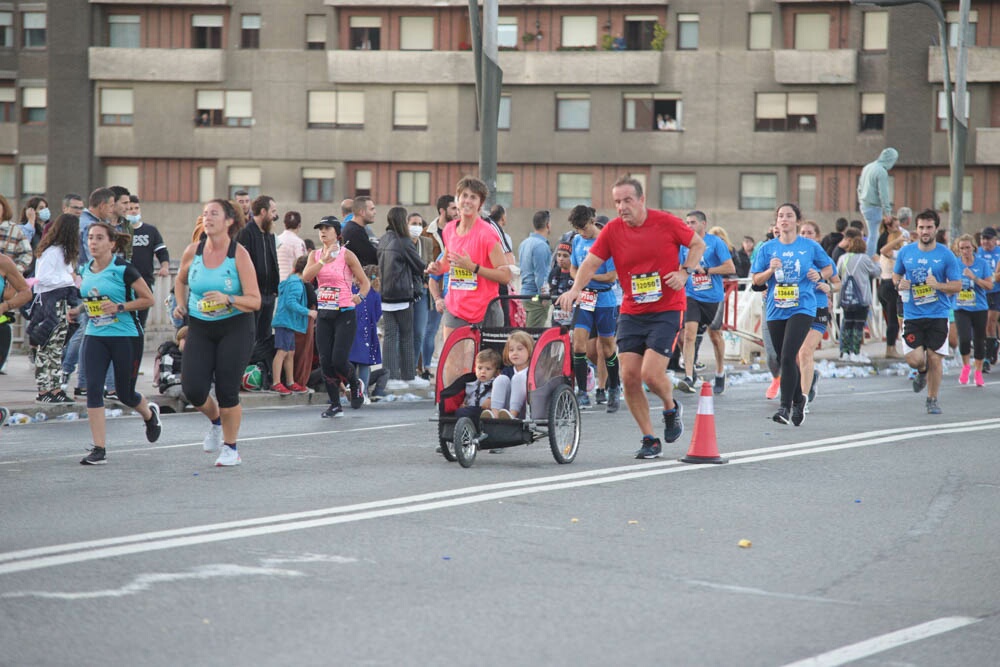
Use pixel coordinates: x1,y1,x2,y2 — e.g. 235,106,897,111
314,215,340,229
595,215,609,228
981,226,998,239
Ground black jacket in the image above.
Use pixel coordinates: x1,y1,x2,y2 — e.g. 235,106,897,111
26,285,79,347
377,230,425,305
342,220,378,267
237,219,279,297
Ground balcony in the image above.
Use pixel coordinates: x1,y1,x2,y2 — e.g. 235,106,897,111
327,50,660,85
773,49,857,85
91,0,228,4
975,128,1000,165
928,47,1000,83
88,48,225,83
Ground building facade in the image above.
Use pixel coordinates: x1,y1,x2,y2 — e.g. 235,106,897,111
2,0,999,254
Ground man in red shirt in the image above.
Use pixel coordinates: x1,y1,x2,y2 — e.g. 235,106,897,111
557,176,705,459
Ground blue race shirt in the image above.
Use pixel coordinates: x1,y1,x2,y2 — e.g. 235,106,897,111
187,239,244,322
956,256,991,312
80,257,143,337
680,233,732,303
571,233,617,308
750,236,833,321
893,243,963,319
975,247,1000,294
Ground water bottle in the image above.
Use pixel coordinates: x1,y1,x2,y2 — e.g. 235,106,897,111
900,288,911,304
774,266,785,282
33,412,47,423
57,412,80,421
10,413,31,425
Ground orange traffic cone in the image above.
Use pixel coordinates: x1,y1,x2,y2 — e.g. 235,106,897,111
680,381,728,464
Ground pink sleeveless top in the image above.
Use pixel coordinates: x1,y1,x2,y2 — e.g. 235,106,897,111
313,247,355,311
441,218,500,323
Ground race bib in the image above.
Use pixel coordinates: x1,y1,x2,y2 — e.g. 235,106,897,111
578,289,598,312
957,289,976,307
450,266,477,291
553,309,571,324
197,297,231,318
317,286,341,310
911,283,937,306
773,284,799,309
631,272,662,304
691,272,712,291
84,296,117,327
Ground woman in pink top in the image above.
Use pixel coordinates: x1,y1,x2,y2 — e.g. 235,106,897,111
303,216,371,418
428,176,512,340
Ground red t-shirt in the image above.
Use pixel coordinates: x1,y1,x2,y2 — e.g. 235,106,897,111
589,209,695,315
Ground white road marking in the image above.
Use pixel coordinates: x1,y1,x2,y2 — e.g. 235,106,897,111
1,419,997,576
779,616,982,667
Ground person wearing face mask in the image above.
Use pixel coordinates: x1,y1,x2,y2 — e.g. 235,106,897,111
378,207,427,390
408,212,436,379
20,196,50,278
127,194,171,332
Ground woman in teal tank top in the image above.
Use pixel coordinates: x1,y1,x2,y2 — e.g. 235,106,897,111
0,252,32,370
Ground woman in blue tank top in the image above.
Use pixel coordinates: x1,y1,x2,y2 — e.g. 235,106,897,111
76,221,161,465
0,252,31,362
174,199,260,467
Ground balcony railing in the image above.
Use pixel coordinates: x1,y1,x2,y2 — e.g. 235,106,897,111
928,47,1000,83
773,49,857,85
89,48,225,82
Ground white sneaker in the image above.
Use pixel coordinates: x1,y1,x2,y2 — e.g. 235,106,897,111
203,423,222,453
386,379,409,391
408,376,430,389
215,445,241,467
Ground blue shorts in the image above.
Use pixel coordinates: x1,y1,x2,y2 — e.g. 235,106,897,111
989,292,1000,312
274,327,296,352
616,311,682,358
573,305,617,338
810,307,830,334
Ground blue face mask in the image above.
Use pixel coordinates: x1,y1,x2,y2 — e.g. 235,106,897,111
37,207,50,222
126,214,141,224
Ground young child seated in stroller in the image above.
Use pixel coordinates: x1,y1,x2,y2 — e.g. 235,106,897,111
481,330,534,419
453,348,502,420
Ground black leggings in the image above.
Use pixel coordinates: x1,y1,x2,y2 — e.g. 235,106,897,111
84,335,143,409
878,279,900,345
767,313,814,409
955,309,988,360
316,310,358,403
182,314,255,409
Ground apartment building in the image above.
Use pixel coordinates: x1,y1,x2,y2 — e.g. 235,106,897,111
2,0,999,255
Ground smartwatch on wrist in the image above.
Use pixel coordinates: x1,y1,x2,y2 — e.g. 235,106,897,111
117,303,125,313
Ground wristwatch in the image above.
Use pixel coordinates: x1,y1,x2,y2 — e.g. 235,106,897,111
117,303,125,313
684,266,696,275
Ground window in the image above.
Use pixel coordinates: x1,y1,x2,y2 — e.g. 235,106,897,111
677,14,699,50
400,17,433,50
303,168,335,202
350,17,380,50
860,93,885,131
798,174,817,210
0,12,11,48
195,90,252,127
755,92,817,132
748,13,772,50
0,164,14,198
862,11,888,51
108,15,140,48
740,174,777,210
557,174,591,208
224,91,252,127
307,91,364,128
241,15,260,49
100,89,134,126
22,12,45,48
495,172,514,209
498,95,511,130
660,174,696,210
624,94,682,131
937,90,970,132
198,167,216,201
105,165,139,196
306,15,326,50
0,85,14,122
397,171,431,206
498,17,518,49
561,16,597,48
556,94,589,130
933,175,972,212
192,14,223,49
947,10,976,47
228,167,261,199
794,13,829,50
624,16,656,51
21,87,46,124
354,169,372,197
21,164,45,198
393,92,428,129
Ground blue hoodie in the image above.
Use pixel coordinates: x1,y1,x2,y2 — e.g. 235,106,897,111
272,274,312,334
857,147,898,216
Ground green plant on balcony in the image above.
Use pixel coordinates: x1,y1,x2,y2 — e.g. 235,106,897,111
651,23,667,51
601,34,613,51
557,45,598,51
522,32,538,45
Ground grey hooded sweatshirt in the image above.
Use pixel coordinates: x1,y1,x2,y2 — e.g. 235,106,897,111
857,147,898,217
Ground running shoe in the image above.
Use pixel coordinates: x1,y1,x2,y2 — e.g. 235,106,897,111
635,435,662,459
926,397,942,415
144,402,161,443
912,370,928,393
271,382,293,396
35,393,53,404
203,424,222,453
495,408,514,419
480,409,494,420
958,365,971,385
975,370,986,387
606,386,621,413
662,400,684,443
576,391,591,409
807,370,819,403
50,390,75,404
984,360,992,373
772,407,791,425
595,388,607,405
349,378,365,409
74,387,87,398
713,373,726,395
80,446,107,465
215,445,241,467
287,383,309,394
791,396,806,427
321,405,344,419
677,376,697,394
765,376,781,400
104,390,119,402
408,376,431,389
386,379,409,391
695,361,706,372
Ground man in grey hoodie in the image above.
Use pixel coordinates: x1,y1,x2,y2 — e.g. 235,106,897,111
857,147,899,258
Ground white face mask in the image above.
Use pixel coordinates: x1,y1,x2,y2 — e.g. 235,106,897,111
409,225,423,238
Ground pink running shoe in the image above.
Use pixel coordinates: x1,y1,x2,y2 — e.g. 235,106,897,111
958,365,971,385
765,376,781,400
975,370,985,387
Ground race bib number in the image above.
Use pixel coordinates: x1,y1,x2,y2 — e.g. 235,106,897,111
450,266,477,291
631,272,662,304
774,284,799,309
84,296,117,327
553,309,571,325
691,272,712,292
957,289,975,307
578,289,598,312
197,297,231,318
317,286,341,310
911,283,937,306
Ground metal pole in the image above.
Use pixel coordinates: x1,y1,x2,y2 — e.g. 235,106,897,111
948,0,970,240
478,0,501,208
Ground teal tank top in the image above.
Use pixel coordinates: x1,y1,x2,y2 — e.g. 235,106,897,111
80,257,143,337
187,238,244,322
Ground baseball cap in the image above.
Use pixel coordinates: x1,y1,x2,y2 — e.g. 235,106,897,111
314,215,340,229
981,227,997,239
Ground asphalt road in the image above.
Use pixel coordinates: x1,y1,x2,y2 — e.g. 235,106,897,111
1,372,998,666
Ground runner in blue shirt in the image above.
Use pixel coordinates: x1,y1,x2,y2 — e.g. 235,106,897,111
892,209,962,414
974,226,1000,369
954,234,994,387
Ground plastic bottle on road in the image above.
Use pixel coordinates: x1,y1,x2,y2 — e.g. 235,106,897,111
105,408,123,418
34,412,47,423
57,412,80,421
